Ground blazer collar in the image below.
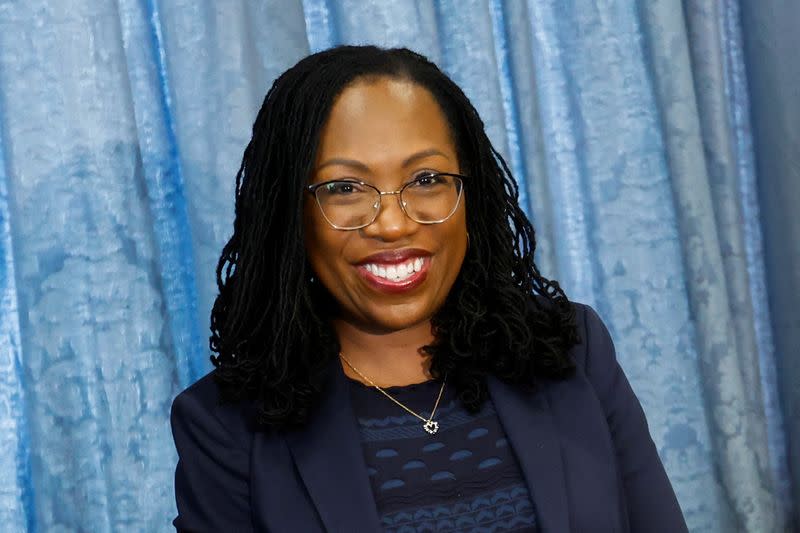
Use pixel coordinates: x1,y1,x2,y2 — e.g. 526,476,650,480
285,363,569,533
284,359,383,532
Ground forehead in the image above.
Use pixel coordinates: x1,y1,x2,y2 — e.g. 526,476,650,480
314,77,456,168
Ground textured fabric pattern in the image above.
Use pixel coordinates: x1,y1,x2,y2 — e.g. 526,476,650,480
738,2,800,527
349,378,537,533
380,486,535,533
0,1,795,531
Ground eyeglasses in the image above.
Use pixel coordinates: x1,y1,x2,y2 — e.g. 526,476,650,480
306,172,465,230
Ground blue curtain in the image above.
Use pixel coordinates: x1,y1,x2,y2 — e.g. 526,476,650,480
0,1,795,531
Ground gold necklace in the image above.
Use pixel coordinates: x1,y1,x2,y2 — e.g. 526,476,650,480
339,353,446,435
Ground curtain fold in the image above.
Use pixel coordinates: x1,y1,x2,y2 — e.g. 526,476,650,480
639,1,781,529
119,0,203,393
718,0,791,519
0,116,33,533
0,2,184,529
740,0,800,528
0,1,794,531
152,0,309,388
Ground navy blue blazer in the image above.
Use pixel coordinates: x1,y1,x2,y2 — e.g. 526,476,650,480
170,304,688,532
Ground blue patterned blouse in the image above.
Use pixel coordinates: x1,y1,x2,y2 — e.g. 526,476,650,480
348,377,539,533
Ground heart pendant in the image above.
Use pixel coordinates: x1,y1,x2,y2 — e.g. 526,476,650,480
423,420,439,434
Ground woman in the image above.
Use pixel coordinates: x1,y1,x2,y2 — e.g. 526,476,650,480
170,45,688,532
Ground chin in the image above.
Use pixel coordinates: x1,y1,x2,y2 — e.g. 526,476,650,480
363,306,433,333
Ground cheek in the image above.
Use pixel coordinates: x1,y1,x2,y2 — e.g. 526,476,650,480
446,208,468,254
304,208,348,275
303,206,330,268
433,214,468,286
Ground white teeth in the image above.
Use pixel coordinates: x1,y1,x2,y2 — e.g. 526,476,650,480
363,257,425,282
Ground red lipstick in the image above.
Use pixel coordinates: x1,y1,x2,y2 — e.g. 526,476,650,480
356,248,431,265
355,249,431,294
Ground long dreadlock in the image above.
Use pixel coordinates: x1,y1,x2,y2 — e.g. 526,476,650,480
209,45,579,431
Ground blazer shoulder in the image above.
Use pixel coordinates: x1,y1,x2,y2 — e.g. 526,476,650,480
529,295,597,370
171,369,258,450
171,370,258,530
563,300,607,373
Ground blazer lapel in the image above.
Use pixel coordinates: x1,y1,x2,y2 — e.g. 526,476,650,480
488,375,571,532
285,359,383,532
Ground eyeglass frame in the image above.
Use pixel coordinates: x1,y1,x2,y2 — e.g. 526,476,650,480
305,172,467,231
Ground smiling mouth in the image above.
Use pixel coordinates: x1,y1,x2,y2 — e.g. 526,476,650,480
356,256,430,293
362,257,425,281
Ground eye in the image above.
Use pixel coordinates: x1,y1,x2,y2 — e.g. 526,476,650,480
323,181,366,195
413,172,445,187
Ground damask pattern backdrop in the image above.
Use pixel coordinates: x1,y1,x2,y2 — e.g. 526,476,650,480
0,1,796,531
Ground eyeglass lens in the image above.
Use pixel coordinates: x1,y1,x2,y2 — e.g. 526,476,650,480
314,174,462,229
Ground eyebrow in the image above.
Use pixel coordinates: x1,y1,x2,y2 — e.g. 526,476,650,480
315,148,450,173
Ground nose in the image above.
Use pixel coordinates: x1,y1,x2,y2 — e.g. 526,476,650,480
360,191,417,241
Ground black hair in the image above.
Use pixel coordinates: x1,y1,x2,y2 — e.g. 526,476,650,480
209,45,579,431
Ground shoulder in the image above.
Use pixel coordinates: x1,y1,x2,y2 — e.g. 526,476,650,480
555,302,689,531
528,296,622,404
170,369,259,451
530,295,611,373
171,371,259,530
557,300,645,439
568,301,614,372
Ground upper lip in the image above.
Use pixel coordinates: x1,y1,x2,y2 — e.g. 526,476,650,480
356,248,431,265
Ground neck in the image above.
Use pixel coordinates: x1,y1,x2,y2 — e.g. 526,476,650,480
333,317,435,387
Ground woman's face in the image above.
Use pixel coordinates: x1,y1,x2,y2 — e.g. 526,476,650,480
304,77,468,333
